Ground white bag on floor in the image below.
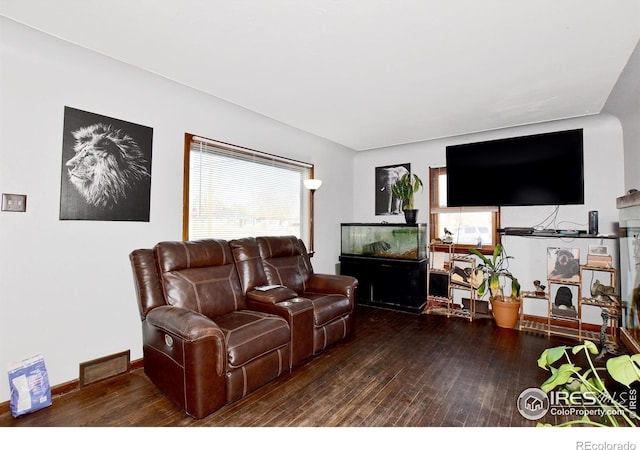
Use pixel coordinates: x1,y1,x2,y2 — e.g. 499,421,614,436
8,353,52,418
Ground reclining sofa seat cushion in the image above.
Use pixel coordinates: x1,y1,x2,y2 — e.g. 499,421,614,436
255,236,355,352
153,239,290,399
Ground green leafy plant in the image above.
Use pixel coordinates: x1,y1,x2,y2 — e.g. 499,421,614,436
537,340,640,427
391,173,423,210
469,243,520,301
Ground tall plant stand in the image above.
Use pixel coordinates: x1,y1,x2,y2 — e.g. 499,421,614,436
425,242,487,321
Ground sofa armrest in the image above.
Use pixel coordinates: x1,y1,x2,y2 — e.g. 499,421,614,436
143,306,227,418
247,286,298,304
306,274,358,301
145,306,226,376
145,305,224,344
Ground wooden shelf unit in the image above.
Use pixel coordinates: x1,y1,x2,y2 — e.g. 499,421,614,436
520,265,621,348
579,265,621,348
425,243,489,321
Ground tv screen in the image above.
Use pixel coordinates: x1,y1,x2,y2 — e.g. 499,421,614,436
446,129,584,207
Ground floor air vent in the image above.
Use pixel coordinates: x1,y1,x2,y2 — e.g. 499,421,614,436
79,350,130,387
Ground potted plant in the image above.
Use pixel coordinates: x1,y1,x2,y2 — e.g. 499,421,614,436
391,173,423,224
469,243,521,328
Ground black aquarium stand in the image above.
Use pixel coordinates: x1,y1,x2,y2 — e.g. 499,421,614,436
339,255,427,314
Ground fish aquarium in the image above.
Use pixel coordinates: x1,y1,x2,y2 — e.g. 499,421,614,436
340,223,427,260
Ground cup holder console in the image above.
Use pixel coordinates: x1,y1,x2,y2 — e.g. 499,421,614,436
278,298,306,307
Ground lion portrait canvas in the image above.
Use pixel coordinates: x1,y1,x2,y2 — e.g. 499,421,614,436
59,107,153,221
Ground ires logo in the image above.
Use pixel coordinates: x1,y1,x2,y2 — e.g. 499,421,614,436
517,388,549,420
517,387,638,421
551,389,637,408
549,390,599,405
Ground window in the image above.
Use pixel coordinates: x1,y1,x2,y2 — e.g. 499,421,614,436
429,166,500,254
184,134,314,247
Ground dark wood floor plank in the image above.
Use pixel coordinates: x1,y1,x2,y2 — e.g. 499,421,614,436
1,305,589,427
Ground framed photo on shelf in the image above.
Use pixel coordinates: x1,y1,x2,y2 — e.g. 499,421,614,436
588,245,609,256
547,247,580,282
587,245,613,268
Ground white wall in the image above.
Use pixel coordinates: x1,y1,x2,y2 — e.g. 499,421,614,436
604,39,640,192
0,17,355,403
352,115,625,322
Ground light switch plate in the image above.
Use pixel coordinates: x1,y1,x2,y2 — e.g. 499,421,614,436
2,193,27,212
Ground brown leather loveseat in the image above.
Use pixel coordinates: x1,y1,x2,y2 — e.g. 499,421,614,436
129,236,357,419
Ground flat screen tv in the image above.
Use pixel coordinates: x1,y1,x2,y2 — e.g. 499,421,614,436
446,129,584,207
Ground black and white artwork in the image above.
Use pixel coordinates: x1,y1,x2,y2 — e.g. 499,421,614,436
59,107,153,221
375,163,410,215
547,247,581,282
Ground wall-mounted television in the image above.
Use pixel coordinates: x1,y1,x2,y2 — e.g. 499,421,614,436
446,129,584,207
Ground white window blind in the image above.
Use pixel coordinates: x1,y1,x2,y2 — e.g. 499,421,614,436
186,135,312,241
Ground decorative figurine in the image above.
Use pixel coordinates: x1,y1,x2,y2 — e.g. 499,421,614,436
591,279,615,298
533,279,546,296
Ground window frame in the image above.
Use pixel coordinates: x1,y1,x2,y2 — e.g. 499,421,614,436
183,133,315,250
429,166,500,255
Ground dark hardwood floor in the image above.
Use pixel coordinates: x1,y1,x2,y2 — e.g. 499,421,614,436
0,305,588,427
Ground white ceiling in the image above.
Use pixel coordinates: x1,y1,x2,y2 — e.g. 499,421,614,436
1,1,639,151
